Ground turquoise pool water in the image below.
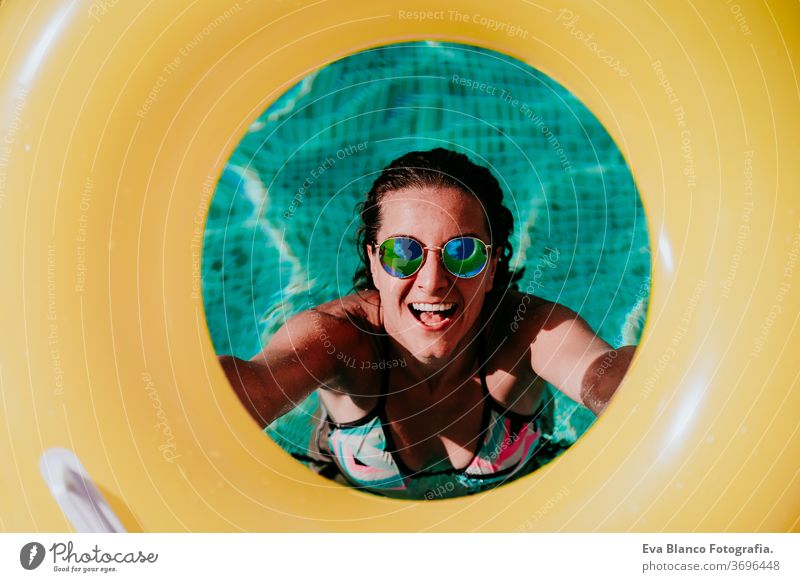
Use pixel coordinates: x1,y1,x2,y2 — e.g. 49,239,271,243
202,42,650,467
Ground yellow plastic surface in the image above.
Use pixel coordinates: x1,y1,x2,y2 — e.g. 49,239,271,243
0,0,798,532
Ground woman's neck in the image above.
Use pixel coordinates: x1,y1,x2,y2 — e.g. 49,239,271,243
385,323,484,398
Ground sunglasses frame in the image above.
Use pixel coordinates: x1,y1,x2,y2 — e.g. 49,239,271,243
373,235,494,279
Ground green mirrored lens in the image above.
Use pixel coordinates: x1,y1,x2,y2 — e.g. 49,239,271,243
443,237,488,278
380,237,423,277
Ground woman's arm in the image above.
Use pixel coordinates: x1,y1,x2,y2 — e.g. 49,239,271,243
526,302,636,415
219,309,358,428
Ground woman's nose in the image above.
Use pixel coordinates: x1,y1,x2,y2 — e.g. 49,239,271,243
415,250,450,292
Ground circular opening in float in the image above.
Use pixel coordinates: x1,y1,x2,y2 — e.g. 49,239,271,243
204,41,650,501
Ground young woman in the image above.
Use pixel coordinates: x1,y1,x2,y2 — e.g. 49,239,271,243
219,148,635,499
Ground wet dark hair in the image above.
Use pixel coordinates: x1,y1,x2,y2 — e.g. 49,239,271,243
354,148,522,297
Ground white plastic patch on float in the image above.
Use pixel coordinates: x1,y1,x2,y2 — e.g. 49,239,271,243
39,448,126,533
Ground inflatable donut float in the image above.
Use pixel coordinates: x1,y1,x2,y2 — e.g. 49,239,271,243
0,0,798,531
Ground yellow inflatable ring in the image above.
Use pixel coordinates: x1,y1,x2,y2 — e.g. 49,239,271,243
1,0,798,532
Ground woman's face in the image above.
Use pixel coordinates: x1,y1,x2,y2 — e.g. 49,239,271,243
368,186,498,364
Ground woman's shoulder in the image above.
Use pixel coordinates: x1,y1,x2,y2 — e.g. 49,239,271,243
487,290,586,343
256,293,383,406
311,292,387,403
284,291,383,366
485,290,568,344
490,289,551,324
310,290,382,331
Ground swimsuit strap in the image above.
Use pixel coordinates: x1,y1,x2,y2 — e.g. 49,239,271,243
476,328,490,397
377,333,391,410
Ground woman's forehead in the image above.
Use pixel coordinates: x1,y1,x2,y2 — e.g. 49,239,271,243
377,186,490,239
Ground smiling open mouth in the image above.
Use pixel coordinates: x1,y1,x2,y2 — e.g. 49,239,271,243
408,302,458,327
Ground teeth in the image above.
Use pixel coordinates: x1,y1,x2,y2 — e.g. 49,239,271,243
411,302,456,312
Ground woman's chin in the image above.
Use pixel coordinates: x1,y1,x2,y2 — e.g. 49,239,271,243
388,315,477,364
